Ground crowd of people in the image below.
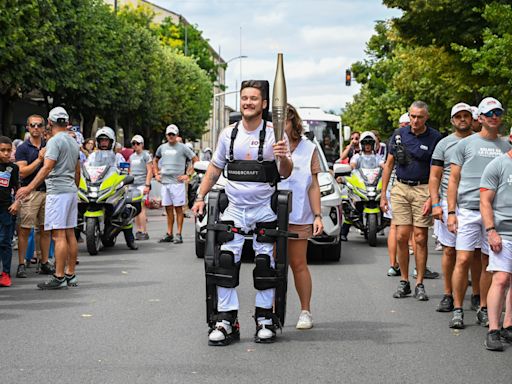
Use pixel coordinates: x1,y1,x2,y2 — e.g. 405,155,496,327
1,89,511,351
340,98,512,351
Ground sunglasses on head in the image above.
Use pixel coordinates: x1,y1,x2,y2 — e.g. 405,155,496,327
482,109,504,118
132,141,142,146
29,123,44,128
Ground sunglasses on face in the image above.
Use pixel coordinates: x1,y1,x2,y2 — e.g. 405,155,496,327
482,109,504,118
29,123,44,128
132,141,142,146
167,133,176,136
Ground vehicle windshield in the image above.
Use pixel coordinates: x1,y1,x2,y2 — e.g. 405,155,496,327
310,138,329,172
303,120,340,165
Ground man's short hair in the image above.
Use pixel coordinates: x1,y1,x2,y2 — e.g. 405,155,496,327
240,80,269,101
26,114,45,126
0,136,13,145
410,100,429,113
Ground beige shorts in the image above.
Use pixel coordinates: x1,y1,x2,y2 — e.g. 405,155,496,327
390,182,432,227
19,190,46,228
289,224,313,240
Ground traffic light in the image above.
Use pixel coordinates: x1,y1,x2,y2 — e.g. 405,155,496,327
345,69,352,86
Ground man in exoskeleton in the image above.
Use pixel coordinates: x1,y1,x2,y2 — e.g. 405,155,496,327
192,80,293,346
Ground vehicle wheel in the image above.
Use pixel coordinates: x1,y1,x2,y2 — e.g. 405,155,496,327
86,217,101,255
323,239,341,262
195,231,205,259
368,214,378,247
101,235,116,248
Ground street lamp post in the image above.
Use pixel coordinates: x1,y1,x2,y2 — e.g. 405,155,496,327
224,55,247,110
212,90,239,149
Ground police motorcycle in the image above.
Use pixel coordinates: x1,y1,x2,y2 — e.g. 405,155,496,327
77,128,142,255
202,78,297,345
334,133,388,247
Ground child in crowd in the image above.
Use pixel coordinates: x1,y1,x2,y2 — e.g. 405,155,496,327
0,136,20,287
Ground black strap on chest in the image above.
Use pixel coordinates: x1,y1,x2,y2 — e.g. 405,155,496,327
226,120,280,184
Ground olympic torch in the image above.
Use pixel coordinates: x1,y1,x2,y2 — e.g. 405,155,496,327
272,53,287,143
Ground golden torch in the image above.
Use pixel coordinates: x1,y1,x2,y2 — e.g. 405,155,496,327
272,53,287,143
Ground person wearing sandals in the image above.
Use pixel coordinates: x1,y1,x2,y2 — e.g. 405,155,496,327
279,104,323,329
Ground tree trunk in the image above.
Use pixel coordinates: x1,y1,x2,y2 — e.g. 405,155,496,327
0,94,14,137
82,111,95,139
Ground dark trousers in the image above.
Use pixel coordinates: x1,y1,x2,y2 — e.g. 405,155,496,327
0,210,16,275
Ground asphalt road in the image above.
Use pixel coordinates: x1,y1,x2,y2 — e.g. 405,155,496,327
1,210,511,384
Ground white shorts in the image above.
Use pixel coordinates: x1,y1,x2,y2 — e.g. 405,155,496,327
383,189,393,220
161,183,186,207
488,238,512,273
436,200,456,248
44,193,78,230
455,208,488,254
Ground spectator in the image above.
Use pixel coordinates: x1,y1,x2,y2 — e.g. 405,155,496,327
129,135,153,240
14,114,54,278
380,101,442,301
82,138,95,158
202,147,213,161
114,142,126,168
17,106,80,290
447,97,511,329
470,106,482,133
154,124,198,244
340,131,360,162
0,136,20,287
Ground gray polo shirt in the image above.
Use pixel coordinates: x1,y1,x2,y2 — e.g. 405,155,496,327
44,131,80,194
480,153,512,241
155,142,195,184
129,150,152,186
451,134,511,209
431,133,465,200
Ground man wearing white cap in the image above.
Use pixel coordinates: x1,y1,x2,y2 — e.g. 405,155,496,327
399,112,410,127
16,106,80,289
153,124,198,244
129,135,153,240
447,97,511,329
429,102,478,313
470,106,481,133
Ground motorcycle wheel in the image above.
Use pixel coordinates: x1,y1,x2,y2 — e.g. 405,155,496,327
368,214,378,247
86,217,101,255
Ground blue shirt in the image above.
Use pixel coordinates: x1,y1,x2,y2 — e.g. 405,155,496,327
15,139,46,190
389,125,442,182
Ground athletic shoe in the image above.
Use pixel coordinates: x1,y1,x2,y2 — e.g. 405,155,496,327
65,274,78,287
413,283,429,301
16,264,27,278
435,240,443,251
393,280,411,298
470,294,480,311
254,320,277,343
138,232,149,240
387,266,400,277
37,275,67,290
485,330,504,351
173,234,183,244
436,295,454,312
135,231,144,240
296,310,313,329
477,307,489,327
500,326,512,343
413,267,439,279
0,272,12,287
340,235,347,242
158,233,173,243
39,262,55,275
449,309,464,329
208,320,240,346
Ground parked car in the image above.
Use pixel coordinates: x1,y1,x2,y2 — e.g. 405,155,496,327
193,135,343,262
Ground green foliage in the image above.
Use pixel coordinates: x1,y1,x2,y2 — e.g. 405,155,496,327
343,0,512,139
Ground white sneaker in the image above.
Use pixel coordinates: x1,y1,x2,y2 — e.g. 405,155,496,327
208,320,232,342
435,240,443,251
256,324,275,340
296,310,313,329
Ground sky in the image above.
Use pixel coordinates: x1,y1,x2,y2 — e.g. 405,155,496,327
151,0,400,113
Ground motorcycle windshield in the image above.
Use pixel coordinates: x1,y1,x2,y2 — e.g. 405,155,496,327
359,168,381,185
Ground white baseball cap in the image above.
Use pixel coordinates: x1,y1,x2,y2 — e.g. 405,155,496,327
48,106,69,123
450,102,473,118
478,97,503,115
131,134,144,144
165,124,179,135
470,106,479,120
399,113,410,124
